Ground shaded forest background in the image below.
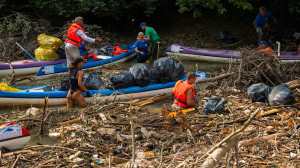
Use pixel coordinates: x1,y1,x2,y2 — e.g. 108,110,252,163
0,0,300,61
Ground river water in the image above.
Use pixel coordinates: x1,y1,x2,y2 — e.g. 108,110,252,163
0,58,228,146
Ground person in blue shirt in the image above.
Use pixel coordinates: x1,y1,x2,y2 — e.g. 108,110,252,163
135,32,150,63
78,42,94,56
253,7,277,43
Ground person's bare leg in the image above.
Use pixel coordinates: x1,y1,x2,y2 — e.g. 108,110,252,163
265,24,272,36
67,90,74,107
258,35,263,43
72,91,87,107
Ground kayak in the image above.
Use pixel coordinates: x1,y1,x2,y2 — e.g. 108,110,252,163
0,71,209,107
0,59,66,77
166,44,300,63
36,47,137,78
0,122,31,150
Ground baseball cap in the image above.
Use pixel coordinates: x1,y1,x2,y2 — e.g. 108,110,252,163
258,41,268,45
259,7,266,11
139,22,147,28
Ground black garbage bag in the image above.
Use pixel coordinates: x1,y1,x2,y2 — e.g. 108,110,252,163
153,56,184,84
149,69,158,84
129,63,151,87
200,98,228,115
268,83,296,106
219,30,237,43
83,73,104,90
108,71,135,89
57,48,66,59
171,59,184,81
98,48,114,56
247,83,272,102
59,78,70,91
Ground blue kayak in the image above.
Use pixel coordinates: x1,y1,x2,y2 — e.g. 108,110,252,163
37,46,136,77
0,71,209,106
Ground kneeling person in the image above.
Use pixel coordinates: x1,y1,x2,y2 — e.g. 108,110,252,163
135,32,150,63
173,72,198,109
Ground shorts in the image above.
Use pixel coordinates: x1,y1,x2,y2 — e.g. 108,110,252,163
256,23,268,36
137,57,149,63
296,40,300,46
65,45,81,67
150,42,160,61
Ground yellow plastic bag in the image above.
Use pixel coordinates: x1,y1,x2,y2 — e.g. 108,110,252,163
37,34,62,51
0,83,21,92
34,47,59,61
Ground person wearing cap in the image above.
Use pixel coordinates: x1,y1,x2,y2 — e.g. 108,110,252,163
253,7,277,43
139,22,161,61
65,16,102,67
258,41,274,55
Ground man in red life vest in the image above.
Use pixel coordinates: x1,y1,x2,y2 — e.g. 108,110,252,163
65,17,102,67
173,72,199,109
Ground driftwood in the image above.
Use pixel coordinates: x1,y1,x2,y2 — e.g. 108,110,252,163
37,97,48,135
7,54,17,85
201,134,241,168
285,79,300,90
198,109,260,167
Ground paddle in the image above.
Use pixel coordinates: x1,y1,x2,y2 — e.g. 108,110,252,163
27,84,58,91
15,42,39,62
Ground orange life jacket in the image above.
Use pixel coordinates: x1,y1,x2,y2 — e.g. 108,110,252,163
83,53,99,62
173,80,194,108
112,46,128,56
65,23,86,47
259,47,274,55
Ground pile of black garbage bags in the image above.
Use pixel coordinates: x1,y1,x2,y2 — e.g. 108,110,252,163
108,56,184,89
60,56,184,91
247,83,296,106
197,82,296,115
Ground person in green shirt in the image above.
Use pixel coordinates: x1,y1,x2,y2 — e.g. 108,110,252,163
139,22,161,61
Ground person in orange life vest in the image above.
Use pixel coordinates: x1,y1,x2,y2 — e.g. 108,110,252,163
66,57,90,108
258,41,274,55
65,16,102,67
173,72,199,109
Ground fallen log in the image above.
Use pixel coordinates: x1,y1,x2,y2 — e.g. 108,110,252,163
135,94,172,106
201,134,241,168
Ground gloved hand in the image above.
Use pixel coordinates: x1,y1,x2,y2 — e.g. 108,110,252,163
86,92,90,97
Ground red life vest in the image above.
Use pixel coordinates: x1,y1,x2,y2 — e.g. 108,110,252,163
83,53,99,61
112,46,128,56
258,47,274,55
65,23,86,47
173,80,194,108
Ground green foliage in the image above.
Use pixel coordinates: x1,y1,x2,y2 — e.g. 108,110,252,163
176,0,253,17
288,0,300,15
30,0,160,19
0,0,6,8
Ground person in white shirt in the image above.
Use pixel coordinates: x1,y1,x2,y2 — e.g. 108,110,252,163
65,17,102,67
